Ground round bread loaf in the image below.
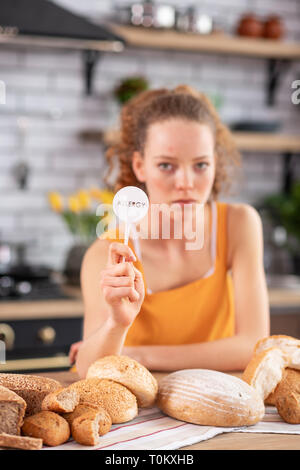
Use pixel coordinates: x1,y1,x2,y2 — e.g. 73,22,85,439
254,335,300,370
265,367,300,406
68,378,138,424
0,373,61,416
242,347,291,400
22,411,70,447
157,369,265,427
86,355,158,407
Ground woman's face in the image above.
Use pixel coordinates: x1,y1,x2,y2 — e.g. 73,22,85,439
132,118,216,207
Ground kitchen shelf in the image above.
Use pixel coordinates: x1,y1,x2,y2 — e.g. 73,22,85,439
102,129,300,154
111,24,300,60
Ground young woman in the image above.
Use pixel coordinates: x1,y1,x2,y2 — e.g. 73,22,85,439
73,85,270,378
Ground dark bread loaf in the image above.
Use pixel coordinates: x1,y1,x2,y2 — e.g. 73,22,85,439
0,385,26,435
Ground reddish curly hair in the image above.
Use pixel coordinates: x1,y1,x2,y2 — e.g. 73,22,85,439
104,84,241,200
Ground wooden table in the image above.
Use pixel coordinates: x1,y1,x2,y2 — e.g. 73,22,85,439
37,370,300,450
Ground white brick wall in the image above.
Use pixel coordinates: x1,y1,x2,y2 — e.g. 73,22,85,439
0,0,299,270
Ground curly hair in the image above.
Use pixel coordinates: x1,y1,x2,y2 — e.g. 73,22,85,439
104,84,241,200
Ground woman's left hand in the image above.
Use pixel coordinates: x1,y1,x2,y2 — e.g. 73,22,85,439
122,346,149,368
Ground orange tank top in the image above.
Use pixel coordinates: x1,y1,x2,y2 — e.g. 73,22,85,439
100,201,235,346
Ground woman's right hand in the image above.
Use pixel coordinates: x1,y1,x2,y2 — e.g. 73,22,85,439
100,242,145,328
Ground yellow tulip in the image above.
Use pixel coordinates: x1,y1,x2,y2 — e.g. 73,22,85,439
77,189,91,210
90,188,114,205
48,192,64,212
68,195,81,213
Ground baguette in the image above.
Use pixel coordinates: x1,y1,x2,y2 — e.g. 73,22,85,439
22,411,70,447
0,432,43,450
41,387,80,413
0,385,26,435
254,335,300,370
87,355,158,407
0,373,61,416
157,369,265,427
242,347,290,400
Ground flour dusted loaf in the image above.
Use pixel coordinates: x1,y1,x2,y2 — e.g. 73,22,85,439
87,355,158,407
157,369,265,427
254,335,300,370
68,378,138,424
242,347,290,400
0,373,61,416
0,385,26,435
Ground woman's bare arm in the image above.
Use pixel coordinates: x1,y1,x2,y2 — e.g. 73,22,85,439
122,204,270,371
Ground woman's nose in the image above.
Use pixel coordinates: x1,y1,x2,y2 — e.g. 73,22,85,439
174,168,194,189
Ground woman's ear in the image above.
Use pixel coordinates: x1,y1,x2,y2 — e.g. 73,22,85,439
132,151,146,183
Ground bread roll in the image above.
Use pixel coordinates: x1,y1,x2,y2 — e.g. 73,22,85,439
71,409,109,446
63,403,111,436
0,373,61,416
157,369,265,427
0,385,26,435
265,367,300,406
22,411,70,447
41,387,80,413
275,392,300,424
87,355,158,407
255,335,300,370
0,433,43,450
68,378,138,424
242,347,290,400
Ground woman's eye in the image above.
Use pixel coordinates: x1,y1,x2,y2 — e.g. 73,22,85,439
158,163,173,171
195,162,209,170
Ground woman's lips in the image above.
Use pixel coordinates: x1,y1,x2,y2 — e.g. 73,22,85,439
172,200,196,204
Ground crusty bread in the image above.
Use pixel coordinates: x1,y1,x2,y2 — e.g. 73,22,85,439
63,403,111,436
41,387,80,413
0,432,43,450
86,355,158,408
22,411,70,447
265,367,300,406
0,373,61,416
71,408,110,446
0,385,26,435
275,392,300,424
242,347,290,400
254,335,300,370
68,378,138,424
157,369,265,427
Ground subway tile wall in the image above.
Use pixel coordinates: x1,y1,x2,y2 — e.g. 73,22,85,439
0,0,299,270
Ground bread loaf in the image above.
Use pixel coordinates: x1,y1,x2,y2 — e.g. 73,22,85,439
265,367,300,405
87,355,158,408
0,385,26,435
68,378,138,424
63,403,111,436
41,387,80,413
22,411,70,447
275,392,300,424
242,347,290,400
157,369,265,427
254,335,300,370
0,373,61,416
0,432,43,450
71,409,109,446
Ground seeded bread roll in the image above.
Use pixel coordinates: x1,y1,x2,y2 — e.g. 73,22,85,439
0,385,26,435
68,378,138,424
87,355,158,408
265,368,300,406
254,335,300,370
0,373,61,416
63,403,111,436
157,369,265,427
242,347,290,400
41,387,80,413
71,409,109,446
22,411,70,447
0,433,43,450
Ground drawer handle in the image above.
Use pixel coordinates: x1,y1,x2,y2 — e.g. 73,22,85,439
37,326,56,345
0,323,15,350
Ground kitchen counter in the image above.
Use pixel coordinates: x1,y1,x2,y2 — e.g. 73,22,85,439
1,285,300,320
37,370,300,450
